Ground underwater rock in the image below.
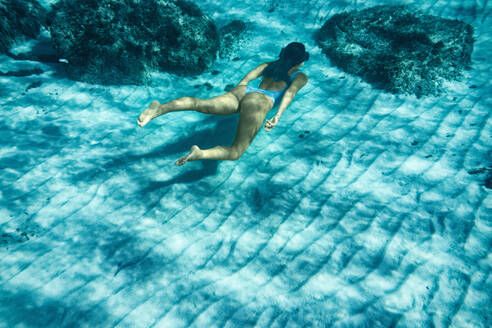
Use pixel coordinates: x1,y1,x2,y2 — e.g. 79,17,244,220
7,33,59,63
316,5,475,97
25,81,42,91
485,174,492,189
219,20,248,59
0,0,46,53
47,0,220,85
0,229,31,248
0,68,44,77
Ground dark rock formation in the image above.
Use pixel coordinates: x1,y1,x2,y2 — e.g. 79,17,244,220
485,172,492,189
316,5,475,97
0,68,43,77
219,20,248,59
0,0,46,53
47,0,220,85
7,34,59,63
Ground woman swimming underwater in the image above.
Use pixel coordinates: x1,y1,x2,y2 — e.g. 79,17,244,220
137,42,309,165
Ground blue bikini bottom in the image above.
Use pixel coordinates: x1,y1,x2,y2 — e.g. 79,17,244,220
245,85,285,105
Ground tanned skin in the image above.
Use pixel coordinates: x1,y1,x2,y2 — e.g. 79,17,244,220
137,62,308,165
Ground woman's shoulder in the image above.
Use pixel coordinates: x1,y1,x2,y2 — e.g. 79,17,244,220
289,70,307,80
287,70,308,91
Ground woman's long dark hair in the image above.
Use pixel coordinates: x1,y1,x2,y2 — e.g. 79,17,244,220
263,42,309,82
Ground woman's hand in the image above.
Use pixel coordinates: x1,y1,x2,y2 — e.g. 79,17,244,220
264,115,279,132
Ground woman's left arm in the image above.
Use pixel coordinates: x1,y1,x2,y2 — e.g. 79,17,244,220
264,73,308,132
237,62,271,86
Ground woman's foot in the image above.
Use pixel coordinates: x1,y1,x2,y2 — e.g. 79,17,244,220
176,145,202,166
137,100,164,127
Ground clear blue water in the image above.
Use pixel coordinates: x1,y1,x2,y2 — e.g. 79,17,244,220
0,0,491,327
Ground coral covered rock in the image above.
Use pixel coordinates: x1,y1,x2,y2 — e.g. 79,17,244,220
316,5,475,97
0,0,46,53
48,0,220,85
218,20,248,59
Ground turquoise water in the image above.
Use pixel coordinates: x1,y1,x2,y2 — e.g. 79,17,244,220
0,0,491,327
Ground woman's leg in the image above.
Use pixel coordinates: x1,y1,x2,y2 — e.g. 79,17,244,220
176,96,271,165
137,86,247,127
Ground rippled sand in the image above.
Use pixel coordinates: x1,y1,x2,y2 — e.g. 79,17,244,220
0,0,491,327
